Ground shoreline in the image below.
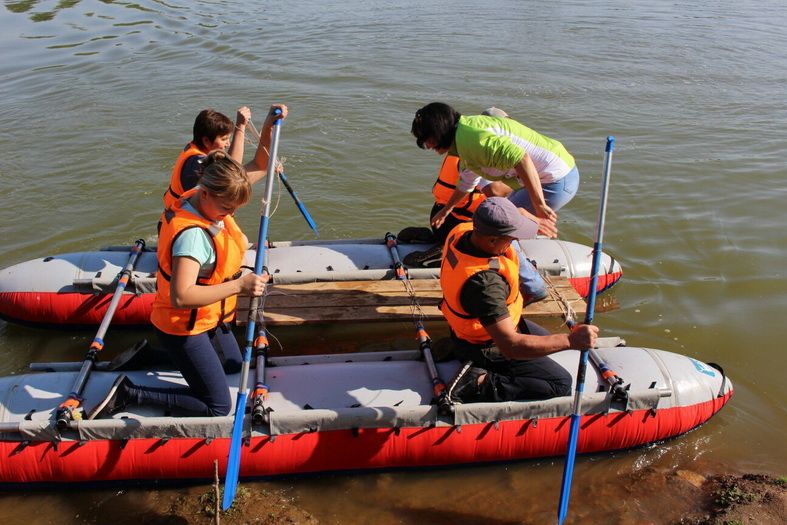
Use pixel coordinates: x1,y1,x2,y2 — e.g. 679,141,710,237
126,465,786,524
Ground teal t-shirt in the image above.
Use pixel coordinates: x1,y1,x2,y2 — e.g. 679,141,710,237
171,201,219,278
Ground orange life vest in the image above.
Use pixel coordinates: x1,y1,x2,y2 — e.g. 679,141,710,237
440,222,523,344
432,155,485,221
163,142,206,209
151,189,246,335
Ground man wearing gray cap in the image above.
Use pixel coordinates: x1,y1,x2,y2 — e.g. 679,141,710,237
440,197,598,403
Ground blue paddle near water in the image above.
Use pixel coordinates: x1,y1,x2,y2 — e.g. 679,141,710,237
557,136,615,525
246,118,317,237
223,109,283,511
279,171,319,237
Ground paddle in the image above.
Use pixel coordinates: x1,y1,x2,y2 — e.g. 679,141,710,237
222,109,283,511
55,239,146,431
246,118,317,237
279,171,319,237
562,324,629,406
563,326,628,404
588,348,629,403
384,233,452,415
557,136,614,525
251,326,270,425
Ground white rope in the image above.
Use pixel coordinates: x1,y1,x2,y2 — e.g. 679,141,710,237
243,119,284,219
541,271,577,327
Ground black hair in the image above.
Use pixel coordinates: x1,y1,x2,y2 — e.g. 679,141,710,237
411,102,461,150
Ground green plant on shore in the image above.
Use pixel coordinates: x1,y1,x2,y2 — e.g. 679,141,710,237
198,486,252,518
714,485,757,509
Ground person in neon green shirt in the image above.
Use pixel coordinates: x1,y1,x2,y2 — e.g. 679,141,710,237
411,102,579,234
411,102,581,303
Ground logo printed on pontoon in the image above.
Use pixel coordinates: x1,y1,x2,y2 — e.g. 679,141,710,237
689,358,716,377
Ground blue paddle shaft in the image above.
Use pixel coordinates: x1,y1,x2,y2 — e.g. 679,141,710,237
557,136,614,525
279,171,319,235
223,110,283,511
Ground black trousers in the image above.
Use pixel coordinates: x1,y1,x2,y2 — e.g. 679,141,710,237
126,325,242,416
452,319,573,402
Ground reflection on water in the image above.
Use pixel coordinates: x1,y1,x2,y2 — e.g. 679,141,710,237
1,0,786,523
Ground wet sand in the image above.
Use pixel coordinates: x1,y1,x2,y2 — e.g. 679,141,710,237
70,464,784,525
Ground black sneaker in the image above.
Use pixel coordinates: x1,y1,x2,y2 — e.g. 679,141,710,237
396,226,435,244
403,245,443,268
447,361,487,404
88,374,134,420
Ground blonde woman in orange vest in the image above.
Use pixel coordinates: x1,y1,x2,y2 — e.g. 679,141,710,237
163,104,288,210
440,197,597,404
91,151,271,419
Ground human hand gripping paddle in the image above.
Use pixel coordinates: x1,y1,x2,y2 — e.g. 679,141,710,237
56,239,146,430
557,136,614,525
222,109,283,511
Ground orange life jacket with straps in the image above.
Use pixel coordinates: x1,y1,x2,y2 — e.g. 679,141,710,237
151,189,246,335
432,155,485,221
439,223,523,344
163,142,206,209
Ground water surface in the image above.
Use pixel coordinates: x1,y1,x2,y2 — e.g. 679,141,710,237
1,1,785,523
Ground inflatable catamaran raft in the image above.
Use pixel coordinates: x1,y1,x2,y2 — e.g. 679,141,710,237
0,236,622,328
0,340,729,486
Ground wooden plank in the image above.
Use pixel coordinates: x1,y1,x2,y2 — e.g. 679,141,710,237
262,279,443,294
234,276,614,326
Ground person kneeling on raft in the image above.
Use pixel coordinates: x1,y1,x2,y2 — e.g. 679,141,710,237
441,197,598,403
90,145,282,419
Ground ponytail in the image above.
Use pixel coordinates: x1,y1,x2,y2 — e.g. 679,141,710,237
197,150,252,206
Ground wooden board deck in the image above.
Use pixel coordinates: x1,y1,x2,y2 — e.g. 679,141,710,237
235,276,612,326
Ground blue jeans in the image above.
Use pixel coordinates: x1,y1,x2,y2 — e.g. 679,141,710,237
512,241,548,300
508,165,580,214
127,325,243,416
508,166,579,299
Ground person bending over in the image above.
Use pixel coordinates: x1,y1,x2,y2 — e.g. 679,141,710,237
402,154,511,268
412,102,579,229
412,103,576,303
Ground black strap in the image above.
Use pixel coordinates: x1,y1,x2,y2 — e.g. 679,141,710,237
707,362,728,398
157,265,172,282
167,186,181,201
186,308,198,331
434,178,456,191
450,206,474,220
442,297,476,320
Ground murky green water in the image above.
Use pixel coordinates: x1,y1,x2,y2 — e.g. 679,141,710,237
1,0,785,523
